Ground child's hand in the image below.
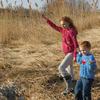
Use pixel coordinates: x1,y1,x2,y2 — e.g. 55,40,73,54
78,52,82,55
89,61,96,64
42,14,48,20
74,57,76,62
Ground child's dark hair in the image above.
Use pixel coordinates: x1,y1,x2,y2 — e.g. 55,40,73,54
80,41,91,49
61,16,78,34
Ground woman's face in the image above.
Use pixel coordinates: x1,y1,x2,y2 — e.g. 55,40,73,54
60,20,70,28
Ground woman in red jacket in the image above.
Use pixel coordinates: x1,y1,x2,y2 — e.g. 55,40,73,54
42,15,79,95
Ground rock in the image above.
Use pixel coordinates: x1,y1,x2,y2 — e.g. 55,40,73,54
18,96,25,100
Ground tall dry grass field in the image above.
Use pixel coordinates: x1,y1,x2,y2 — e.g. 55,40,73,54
0,0,100,45
0,0,100,100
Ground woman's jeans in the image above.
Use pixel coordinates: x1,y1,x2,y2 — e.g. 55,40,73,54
75,77,94,100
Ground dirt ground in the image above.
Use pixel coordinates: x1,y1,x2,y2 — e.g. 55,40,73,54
0,27,100,100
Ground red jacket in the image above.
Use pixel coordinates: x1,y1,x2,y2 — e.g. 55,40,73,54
46,19,79,59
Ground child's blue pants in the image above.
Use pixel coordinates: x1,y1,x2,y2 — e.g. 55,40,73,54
74,77,93,100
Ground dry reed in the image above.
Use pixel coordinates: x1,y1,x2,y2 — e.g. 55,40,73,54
0,0,100,45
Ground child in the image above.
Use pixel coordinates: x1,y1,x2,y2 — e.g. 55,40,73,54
75,41,97,100
42,15,79,95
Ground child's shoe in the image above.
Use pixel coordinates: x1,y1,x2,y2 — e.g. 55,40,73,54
61,88,74,96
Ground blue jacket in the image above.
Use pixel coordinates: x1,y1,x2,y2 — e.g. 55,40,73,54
77,52,97,79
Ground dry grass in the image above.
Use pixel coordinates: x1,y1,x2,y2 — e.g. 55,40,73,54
0,0,100,45
0,0,100,100
0,28,100,99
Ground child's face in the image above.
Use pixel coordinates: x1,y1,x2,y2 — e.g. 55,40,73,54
79,46,90,55
60,20,70,28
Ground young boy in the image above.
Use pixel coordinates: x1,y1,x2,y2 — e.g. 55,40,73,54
75,41,97,100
